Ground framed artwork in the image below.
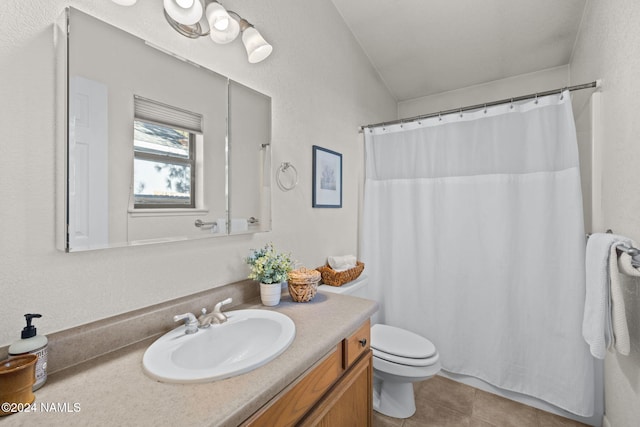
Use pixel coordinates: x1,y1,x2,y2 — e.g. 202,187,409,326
312,145,342,208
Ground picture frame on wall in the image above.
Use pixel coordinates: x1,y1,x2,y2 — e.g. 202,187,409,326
312,145,342,208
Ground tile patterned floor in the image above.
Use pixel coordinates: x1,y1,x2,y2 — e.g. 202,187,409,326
373,376,589,427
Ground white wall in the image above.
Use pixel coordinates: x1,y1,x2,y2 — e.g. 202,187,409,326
398,66,569,119
0,0,396,347
570,1,640,426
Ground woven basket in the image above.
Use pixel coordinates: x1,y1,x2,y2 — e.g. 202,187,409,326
287,267,321,303
316,261,365,287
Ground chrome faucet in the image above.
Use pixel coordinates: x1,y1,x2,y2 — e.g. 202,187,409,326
198,297,233,328
173,312,199,334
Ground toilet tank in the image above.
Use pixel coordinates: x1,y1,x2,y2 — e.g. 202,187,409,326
318,275,369,298
319,275,379,324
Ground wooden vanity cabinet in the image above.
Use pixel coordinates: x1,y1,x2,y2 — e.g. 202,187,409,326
242,319,372,427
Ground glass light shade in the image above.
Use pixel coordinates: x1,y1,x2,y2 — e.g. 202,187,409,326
111,0,137,5
207,7,240,44
163,0,203,26
242,27,273,63
205,2,230,31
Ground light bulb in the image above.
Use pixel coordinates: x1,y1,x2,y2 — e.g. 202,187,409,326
213,17,229,31
164,0,203,26
111,0,137,5
206,2,239,44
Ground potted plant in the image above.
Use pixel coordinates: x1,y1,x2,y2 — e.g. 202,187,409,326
245,243,293,306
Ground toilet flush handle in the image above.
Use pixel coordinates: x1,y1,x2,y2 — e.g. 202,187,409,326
359,338,367,347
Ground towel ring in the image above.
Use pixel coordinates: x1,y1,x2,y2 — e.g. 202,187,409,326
277,162,298,191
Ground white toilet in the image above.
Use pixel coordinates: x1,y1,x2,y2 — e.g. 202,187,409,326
319,275,441,418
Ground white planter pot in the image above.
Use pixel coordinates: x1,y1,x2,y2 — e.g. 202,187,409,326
260,282,282,306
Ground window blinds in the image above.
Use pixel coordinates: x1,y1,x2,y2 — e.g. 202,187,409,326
134,95,203,134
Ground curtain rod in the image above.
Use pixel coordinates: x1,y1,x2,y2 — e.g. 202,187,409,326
360,80,600,131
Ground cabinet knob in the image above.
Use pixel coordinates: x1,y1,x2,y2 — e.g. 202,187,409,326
359,338,367,347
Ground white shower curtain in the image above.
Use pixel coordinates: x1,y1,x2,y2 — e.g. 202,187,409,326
361,92,595,416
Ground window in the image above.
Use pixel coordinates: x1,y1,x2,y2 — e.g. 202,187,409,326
133,96,202,209
133,121,195,207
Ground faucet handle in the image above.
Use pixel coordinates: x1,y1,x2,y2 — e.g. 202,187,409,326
214,297,233,313
173,312,198,334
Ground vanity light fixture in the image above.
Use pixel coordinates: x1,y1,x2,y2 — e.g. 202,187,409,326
110,0,273,63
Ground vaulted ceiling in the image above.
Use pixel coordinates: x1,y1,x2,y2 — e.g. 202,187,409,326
331,0,587,101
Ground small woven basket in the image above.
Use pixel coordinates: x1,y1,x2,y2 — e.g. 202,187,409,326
316,261,365,287
287,267,321,303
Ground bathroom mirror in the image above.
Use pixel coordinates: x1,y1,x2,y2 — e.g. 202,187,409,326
58,8,271,252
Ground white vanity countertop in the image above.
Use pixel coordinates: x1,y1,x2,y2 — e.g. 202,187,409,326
2,291,376,427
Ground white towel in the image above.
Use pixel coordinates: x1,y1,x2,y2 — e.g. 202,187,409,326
328,255,357,272
214,218,249,233
612,251,640,355
213,218,227,234
230,218,248,232
583,233,633,359
609,245,629,356
618,252,640,276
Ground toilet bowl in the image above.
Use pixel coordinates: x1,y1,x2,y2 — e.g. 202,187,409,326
319,276,441,418
371,324,441,418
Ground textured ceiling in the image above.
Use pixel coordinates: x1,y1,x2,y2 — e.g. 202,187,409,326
331,0,587,101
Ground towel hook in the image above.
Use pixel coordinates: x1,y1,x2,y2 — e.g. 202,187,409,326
276,162,298,192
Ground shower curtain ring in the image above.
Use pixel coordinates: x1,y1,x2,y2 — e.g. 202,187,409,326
484,104,487,114
535,93,539,104
438,112,442,121
459,108,463,118
510,98,514,109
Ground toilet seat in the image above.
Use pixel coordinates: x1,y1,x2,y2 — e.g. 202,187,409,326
372,347,439,367
371,324,437,359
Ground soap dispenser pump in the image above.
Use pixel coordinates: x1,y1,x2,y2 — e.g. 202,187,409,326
9,314,48,390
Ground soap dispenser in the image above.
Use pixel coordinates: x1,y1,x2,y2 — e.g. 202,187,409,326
9,314,48,390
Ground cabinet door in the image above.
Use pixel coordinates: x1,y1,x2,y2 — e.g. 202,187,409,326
242,344,343,427
300,351,372,427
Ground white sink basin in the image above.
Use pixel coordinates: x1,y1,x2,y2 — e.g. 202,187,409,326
143,309,295,383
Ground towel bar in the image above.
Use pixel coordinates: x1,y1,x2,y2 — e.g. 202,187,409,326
616,244,640,268
194,219,217,228
195,218,259,228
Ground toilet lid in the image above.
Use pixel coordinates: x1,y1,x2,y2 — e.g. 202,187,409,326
371,324,436,359
373,347,439,367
